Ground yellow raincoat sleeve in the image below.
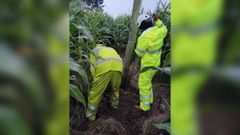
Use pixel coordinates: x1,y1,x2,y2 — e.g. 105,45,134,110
155,19,168,34
155,19,162,27
135,37,149,57
90,53,97,76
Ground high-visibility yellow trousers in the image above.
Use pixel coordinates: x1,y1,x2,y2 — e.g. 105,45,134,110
138,69,157,111
86,71,121,121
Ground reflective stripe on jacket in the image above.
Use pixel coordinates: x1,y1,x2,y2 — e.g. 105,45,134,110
135,19,168,68
90,45,123,77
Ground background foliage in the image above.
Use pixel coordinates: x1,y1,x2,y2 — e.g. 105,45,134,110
70,0,131,62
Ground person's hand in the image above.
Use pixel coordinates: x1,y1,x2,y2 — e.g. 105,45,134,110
152,13,159,22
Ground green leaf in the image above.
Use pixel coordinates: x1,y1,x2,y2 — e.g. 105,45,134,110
72,23,94,41
163,52,170,67
70,84,86,109
154,122,171,133
70,59,89,92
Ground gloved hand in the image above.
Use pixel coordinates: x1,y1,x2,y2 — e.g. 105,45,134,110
152,13,159,22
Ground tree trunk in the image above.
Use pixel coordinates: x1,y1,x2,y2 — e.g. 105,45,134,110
122,0,142,85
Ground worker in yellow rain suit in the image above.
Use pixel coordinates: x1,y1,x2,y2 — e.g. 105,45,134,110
135,14,168,111
86,44,123,121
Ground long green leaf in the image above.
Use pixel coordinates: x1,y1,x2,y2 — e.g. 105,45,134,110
163,51,170,68
70,59,89,92
71,23,94,41
70,84,86,109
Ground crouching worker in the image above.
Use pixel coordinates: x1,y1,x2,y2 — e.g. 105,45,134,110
86,44,123,121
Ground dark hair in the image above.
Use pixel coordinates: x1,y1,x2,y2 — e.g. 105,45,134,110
139,18,153,32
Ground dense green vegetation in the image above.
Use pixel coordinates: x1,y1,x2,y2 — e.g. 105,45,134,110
70,0,131,61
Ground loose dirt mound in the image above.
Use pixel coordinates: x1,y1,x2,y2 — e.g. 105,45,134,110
83,117,127,135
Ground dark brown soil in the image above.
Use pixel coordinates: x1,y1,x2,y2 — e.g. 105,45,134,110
197,77,240,135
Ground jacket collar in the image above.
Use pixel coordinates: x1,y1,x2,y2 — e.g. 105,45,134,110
141,27,155,37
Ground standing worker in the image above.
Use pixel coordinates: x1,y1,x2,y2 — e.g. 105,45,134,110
135,13,168,111
86,44,123,121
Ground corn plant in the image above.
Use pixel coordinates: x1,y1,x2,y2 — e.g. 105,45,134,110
70,58,89,109
70,6,114,46
111,15,131,53
70,0,132,59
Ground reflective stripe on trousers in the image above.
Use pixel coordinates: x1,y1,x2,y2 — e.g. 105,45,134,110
139,69,157,111
88,104,96,110
135,47,161,55
95,58,122,66
140,94,153,105
86,104,97,120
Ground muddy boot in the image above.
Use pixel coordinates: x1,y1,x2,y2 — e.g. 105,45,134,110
86,105,97,121
109,98,119,110
110,103,118,110
86,113,96,121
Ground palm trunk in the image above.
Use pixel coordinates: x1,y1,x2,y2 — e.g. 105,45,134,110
122,0,142,85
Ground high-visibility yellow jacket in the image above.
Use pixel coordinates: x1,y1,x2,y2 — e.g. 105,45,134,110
135,19,168,68
90,45,123,77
